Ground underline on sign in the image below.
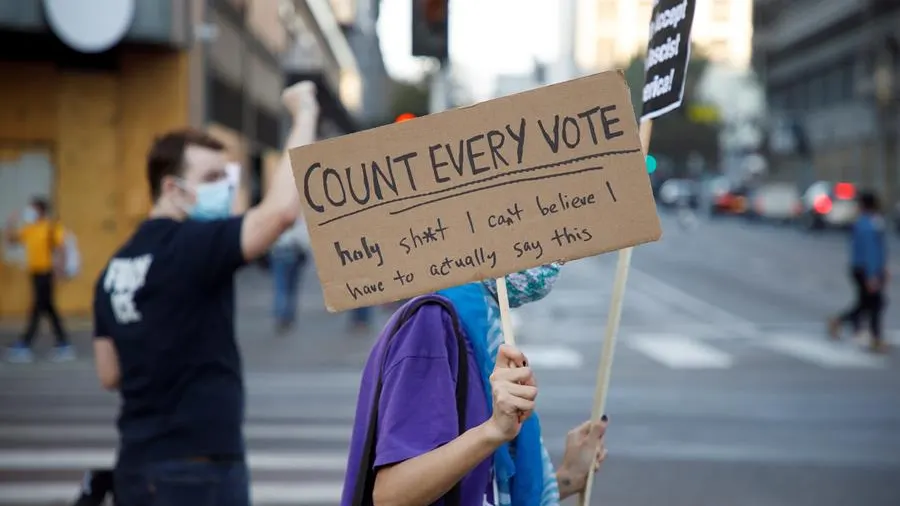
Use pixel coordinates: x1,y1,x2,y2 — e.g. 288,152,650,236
389,165,606,215
316,148,641,226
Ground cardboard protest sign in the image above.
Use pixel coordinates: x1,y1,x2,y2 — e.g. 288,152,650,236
641,0,697,121
290,70,662,312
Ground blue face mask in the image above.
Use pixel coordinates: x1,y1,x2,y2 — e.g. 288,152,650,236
21,206,38,224
189,180,234,220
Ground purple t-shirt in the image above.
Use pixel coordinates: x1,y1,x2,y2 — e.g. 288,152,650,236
341,299,496,506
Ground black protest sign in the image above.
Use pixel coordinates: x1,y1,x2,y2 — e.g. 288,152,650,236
641,0,697,121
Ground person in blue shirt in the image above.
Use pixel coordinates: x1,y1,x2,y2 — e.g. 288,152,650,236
829,191,889,353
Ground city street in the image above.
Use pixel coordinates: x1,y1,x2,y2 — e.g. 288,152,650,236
0,212,898,505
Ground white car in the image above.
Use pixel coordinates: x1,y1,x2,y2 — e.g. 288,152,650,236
799,181,858,230
750,183,801,222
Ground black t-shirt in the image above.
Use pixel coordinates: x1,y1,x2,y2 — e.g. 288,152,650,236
93,216,246,467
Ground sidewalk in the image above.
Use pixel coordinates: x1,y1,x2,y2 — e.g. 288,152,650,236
0,265,392,373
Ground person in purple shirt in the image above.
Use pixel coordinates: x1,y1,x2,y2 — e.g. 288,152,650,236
343,264,607,506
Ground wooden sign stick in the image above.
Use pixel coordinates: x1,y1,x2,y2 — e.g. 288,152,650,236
578,119,654,506
495,276,516,345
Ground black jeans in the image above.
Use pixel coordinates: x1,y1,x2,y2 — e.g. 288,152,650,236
114,460,250,506
22,272,67,346
839,267,885,343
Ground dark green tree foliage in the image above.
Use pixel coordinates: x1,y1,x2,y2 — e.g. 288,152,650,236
622,44,720,176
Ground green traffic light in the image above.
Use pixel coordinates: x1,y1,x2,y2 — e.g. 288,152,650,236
646,155,657,174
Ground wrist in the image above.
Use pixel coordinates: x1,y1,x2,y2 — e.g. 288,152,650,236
556,465,585,496
476,420,511,449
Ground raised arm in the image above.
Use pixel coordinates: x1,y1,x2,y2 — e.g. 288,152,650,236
240,81,319,261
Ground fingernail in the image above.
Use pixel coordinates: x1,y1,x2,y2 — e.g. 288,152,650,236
601,414,608,422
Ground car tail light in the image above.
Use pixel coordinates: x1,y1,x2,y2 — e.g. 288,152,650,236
813,194,833,214
835,182,855,200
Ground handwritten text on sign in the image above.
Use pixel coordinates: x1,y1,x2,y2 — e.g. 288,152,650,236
290,70,662,312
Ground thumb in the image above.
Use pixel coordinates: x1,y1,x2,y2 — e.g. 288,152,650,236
588,420,607,440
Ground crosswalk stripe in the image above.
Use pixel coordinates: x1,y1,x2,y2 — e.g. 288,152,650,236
0,449,347,471
627,335,733,369
516,345,583,369
0,482,344,505
0,404,360,421
761,336,887,369
0,423,352,442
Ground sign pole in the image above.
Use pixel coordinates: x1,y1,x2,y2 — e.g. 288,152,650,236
577,120,653,506
495,277,517,345
579,1,695,501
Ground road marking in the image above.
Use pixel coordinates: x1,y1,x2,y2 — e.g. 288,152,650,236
627,267,757,330
0,423,352,442
762,336,887,369
0,404,359,421
0,482,343,505
516,345,583,369
627,335,733,369
0,449,347,471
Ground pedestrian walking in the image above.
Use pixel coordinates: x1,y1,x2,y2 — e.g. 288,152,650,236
269,217,310,333
90,81,319,506
4,196,74,363
829,190,889,354
342,264,608,506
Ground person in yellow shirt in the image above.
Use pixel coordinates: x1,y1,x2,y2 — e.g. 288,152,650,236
4,197,73,363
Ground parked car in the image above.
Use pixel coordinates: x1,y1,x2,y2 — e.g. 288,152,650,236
658,178,698,208
798,181,858,230
749,182,802,223
710,179,751,216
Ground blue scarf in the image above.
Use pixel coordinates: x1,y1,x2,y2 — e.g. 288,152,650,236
438,283,544,506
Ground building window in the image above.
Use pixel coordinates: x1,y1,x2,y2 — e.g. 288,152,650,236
708,39,728,62
825,67,842,103
596,38,616,62
712,0,729,22
639,0,653,23
808,74,824,109
598,0,617,21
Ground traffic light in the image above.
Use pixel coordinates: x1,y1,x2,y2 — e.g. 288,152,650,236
412,0,448,61
395,113,417,123
646,154,657,174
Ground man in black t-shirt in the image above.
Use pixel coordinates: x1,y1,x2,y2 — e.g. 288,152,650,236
92,82,319,506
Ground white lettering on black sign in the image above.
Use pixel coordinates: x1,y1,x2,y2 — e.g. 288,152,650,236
641,0,696,121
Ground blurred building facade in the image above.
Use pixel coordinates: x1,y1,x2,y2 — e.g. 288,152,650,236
0,0,370,319
575,0,754,71
753,0,900,204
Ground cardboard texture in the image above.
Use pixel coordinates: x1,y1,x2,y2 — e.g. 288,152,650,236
290,70,662,312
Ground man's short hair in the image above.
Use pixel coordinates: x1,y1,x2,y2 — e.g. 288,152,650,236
146,129,225,201
30,197,49,216
858,191,880,213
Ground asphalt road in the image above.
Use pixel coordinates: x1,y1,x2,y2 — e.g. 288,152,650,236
0,212,897,505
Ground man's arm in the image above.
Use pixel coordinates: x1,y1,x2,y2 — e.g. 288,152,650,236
93,338,120,391
92,280,119,390
859,221,883,288
241,82,319,261
4,215,20,244
53,226,66,275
